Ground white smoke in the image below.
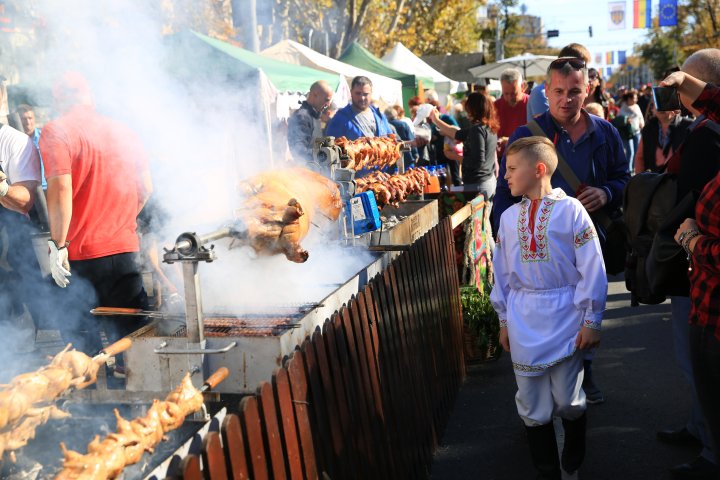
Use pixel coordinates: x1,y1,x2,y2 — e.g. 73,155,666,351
29,0,374,316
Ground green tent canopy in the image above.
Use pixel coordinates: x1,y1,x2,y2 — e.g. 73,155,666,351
192,31,341,93
339,42,434,108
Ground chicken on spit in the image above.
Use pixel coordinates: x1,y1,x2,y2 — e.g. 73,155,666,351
334,134,403,171
235,167,342,262
55,370,227,480
355,167,432,209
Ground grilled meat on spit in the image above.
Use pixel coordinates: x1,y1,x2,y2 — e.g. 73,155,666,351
235,167,342,263
334,134,403,171
56,372,220,480
0,340,132,463
355,167,432,208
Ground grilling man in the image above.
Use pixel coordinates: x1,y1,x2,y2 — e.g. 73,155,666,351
326,76,392,141
287,80,334,164
41,72,153,356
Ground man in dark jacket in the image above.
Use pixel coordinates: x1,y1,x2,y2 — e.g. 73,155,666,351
287,80,334,164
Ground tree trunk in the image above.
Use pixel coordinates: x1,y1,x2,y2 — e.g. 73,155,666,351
387,0,405,36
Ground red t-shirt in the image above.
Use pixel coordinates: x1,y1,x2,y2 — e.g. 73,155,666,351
40,105,149,260
495,93,530,139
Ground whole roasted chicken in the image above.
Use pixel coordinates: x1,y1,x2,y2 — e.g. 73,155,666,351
235,167,342,262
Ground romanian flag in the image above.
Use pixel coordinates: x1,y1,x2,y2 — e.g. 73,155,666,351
633,0,651,28
606,51,615,65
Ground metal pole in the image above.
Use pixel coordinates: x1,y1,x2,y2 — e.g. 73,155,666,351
182,262,205,344
495,16,504,60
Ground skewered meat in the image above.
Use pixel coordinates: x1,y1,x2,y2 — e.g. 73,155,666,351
235,167,341,262
50,345,103,389
56,373,207,480
334,134,403,171
355,167,432,208
57,443,109,480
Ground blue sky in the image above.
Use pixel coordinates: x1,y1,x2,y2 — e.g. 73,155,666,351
514,0,660,66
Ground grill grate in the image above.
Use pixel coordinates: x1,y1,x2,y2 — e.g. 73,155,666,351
171,316,298,337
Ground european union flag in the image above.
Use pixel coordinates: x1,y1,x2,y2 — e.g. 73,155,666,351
659,0,678,27
618,51,627,65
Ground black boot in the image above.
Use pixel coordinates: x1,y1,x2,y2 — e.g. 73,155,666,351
525,423,561,480
582,359,605,404
561,413,587,474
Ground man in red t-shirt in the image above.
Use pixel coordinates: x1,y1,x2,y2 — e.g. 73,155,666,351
495,68,530,157
41,72,153,354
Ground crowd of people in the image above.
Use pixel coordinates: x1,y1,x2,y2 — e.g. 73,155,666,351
285,43,720,480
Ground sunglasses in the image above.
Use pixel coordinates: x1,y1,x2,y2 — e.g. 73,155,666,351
549,57,586,71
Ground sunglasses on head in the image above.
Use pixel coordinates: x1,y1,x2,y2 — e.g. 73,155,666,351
549,57,586,71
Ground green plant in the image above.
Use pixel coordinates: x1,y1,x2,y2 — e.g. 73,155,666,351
460,285,501,361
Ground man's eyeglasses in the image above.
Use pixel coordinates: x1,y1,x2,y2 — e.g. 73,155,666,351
548,57,586,71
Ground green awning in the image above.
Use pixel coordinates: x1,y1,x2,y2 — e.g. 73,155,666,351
191,32,341,93
338,42,434,90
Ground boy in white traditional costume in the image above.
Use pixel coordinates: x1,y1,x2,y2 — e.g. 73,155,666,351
490,136,607,480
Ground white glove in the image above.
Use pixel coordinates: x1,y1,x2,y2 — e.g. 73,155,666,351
48,240,71,287
0,172,8,197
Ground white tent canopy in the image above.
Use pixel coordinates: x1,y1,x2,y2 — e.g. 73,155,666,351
261,40,403,107
468,53,557,80
381,42,461,104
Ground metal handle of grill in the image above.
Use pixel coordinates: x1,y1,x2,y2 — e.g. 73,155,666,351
153,341,238,354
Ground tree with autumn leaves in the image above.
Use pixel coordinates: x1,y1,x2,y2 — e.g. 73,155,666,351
267,0,485,59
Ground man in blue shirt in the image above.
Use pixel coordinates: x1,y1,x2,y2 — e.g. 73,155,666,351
326,76,392,140
17,104,44,188
494,58,629,231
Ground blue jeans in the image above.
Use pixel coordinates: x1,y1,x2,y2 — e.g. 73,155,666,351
623,134,640,173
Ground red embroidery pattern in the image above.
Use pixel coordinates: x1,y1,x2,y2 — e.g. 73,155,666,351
517,197,557,263
574,225,597,249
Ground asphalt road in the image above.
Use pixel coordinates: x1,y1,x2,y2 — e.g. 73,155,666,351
432,275,700,480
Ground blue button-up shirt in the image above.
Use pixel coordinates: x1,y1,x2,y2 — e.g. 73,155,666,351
493,109,630,232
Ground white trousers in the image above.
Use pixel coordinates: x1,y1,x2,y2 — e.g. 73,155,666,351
515,351,586,426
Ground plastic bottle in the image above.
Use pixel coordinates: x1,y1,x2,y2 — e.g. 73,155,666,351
437,164,448,192
424,166,441,194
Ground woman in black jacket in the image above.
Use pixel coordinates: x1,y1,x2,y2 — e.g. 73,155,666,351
430,92,500,203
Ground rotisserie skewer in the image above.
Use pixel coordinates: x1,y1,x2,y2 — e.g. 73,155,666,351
0,339,133,463
55,368,229,480
89,307,301,329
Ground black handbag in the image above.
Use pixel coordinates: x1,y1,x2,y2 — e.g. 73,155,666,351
646,191,696,297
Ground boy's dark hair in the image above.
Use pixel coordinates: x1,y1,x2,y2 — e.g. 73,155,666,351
16,104,34,115
506,136,558,176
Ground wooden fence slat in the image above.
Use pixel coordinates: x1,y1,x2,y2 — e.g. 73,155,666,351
322,317,358,475
359,286,400,479
311,328,350,478
181,454,203,480
221,414,250,480
258,381,289,480
287,351,319,480
202,431,228,480
342,301,382,477
301,337,336,479
389,259,433,468
239,396,270,480
274,368,305,480
371,274,411,476
352,292,392,479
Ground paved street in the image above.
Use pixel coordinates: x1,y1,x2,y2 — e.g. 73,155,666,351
432,275,699,480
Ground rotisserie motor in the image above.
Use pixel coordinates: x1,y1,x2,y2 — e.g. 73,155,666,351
236,167,342,263
334,134,403,171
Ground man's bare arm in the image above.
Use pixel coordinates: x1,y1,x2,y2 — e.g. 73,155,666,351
47,174,73,246
0,180,37,215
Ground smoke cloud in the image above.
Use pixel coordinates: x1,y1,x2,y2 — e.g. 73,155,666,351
10,0,377,346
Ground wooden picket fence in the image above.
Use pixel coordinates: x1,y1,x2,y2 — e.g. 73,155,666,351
172,216,466,480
